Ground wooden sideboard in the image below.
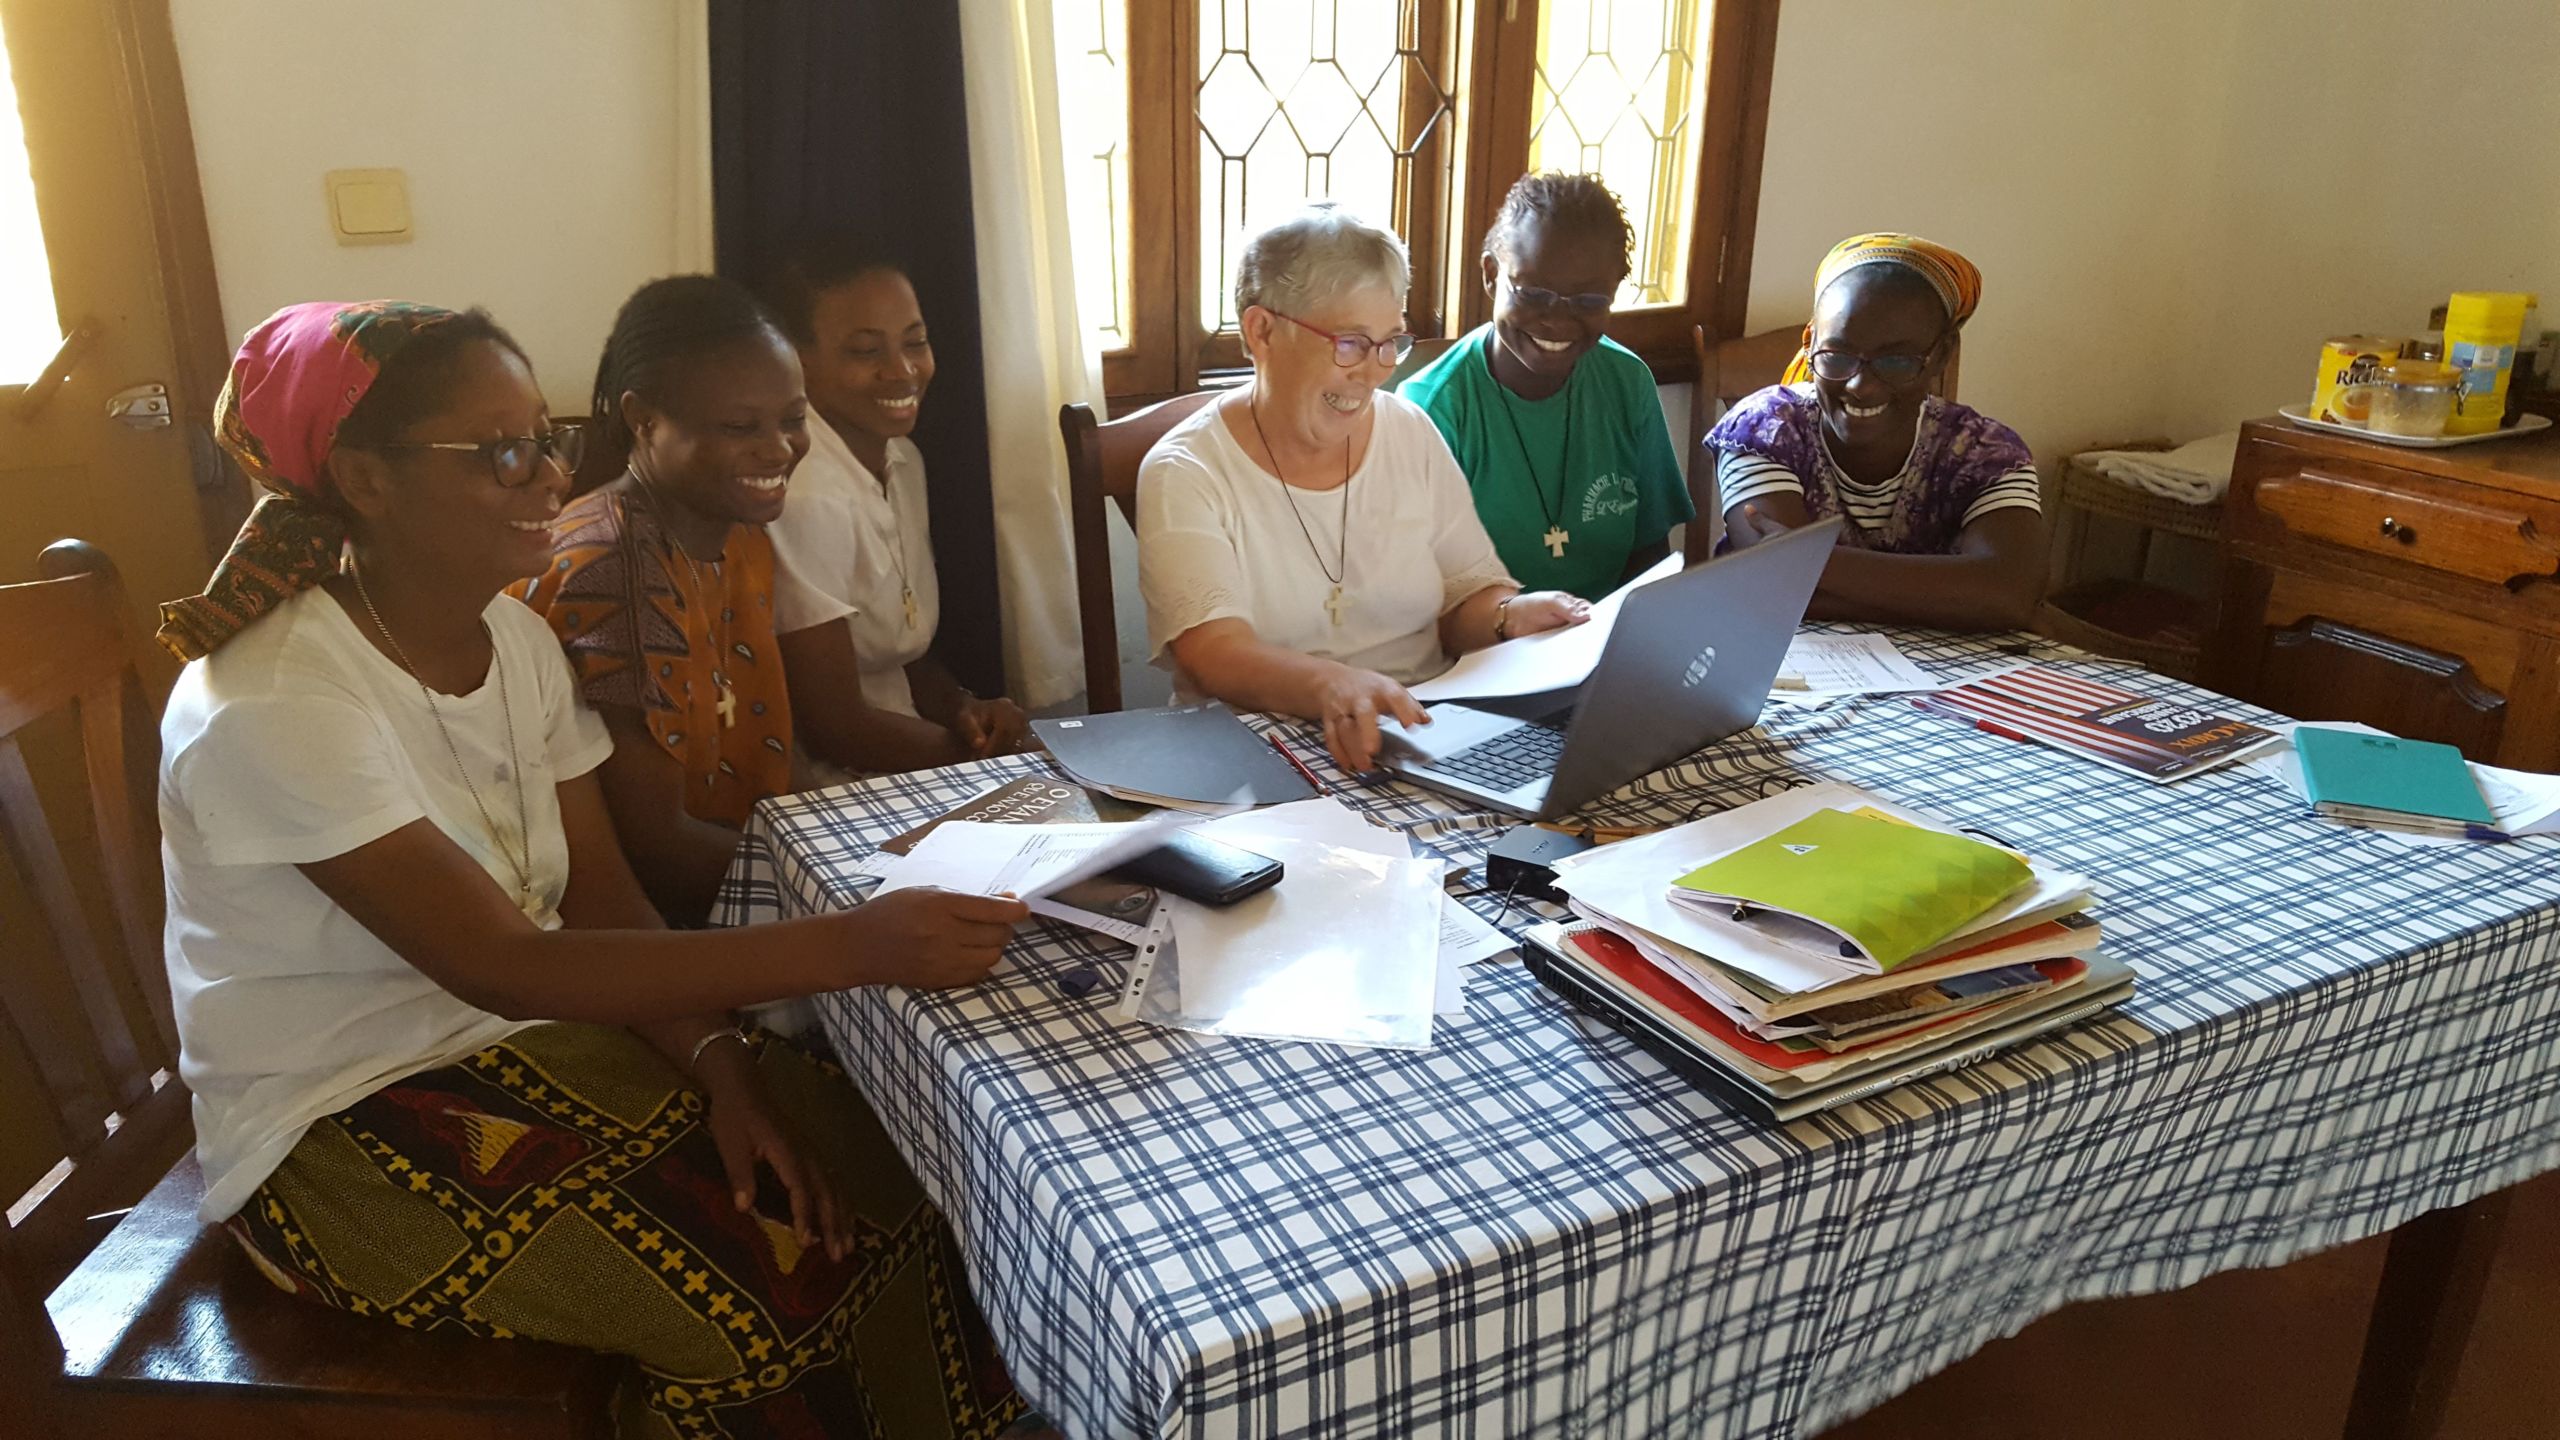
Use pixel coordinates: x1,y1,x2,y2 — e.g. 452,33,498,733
2207,417,2560,768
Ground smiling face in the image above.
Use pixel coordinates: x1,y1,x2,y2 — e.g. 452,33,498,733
798,267,933,445
1244,281,1405,449
623,329,811,527
1807,265,1949,452
1481,222,1625,388
340,338,569,592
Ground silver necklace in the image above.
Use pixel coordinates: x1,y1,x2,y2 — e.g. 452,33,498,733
350,562,547,923
1246,393,1355,627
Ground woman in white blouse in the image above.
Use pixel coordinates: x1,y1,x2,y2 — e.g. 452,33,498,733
1139,203,1589,771
762,242,1034,774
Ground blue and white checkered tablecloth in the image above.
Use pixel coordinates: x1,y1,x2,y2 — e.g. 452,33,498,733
714,630,2560,1440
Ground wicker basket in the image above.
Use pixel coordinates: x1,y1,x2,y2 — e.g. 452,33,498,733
2036,579,2205,681
2053,456,2225,542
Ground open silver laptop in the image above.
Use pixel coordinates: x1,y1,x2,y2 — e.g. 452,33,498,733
1380,518,1841,819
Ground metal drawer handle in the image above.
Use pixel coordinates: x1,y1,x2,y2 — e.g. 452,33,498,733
2379,516,2417,544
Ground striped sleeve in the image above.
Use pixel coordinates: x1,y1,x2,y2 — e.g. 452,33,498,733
1713,450,1806,513
1959,464,2044,526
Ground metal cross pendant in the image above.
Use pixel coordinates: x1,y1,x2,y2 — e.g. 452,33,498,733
1543,525,1570,559
1325,583,1347,627
901,584,919,631
715,680,738,728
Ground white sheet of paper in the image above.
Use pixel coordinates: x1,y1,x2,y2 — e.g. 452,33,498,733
1409,551,1682,702
2246,722,2560,845
1770,633,1939,698
874,811,1200,902
1157,837,1443,1048
1432,896,1517,1018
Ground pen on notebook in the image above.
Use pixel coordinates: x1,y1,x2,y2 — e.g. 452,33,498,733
1972,719,2034,745
1266,732,1329,794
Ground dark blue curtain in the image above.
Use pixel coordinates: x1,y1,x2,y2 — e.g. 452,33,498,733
709,0,1005,696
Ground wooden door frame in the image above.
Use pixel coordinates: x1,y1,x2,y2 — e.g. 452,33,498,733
6,0,239,568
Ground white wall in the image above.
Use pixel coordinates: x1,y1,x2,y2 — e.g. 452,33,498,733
1744,0,2560,462
2155,0,2560,439
1744,0,2217,460
170,0,703,411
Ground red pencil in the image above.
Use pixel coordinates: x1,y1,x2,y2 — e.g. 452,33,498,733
1973,718,2034,744
1266,732,1329,795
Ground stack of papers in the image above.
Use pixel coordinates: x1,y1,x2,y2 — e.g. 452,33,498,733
1120,798,1516,1049
1769,633,1941,700
1531,782,2130,1114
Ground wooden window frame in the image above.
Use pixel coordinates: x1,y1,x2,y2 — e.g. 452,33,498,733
1099,0,1779,410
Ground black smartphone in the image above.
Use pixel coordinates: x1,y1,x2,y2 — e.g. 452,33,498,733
1111,830,1283,906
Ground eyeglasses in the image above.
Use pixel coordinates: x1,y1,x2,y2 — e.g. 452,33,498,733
1808,343,1941,385
1267,309,1417,369
372,425,585,487
1501,274,1615,315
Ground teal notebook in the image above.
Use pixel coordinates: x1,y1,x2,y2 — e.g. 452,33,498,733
2295,727,2492,825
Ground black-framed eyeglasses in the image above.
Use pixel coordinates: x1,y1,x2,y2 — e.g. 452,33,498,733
1808,342,1941,385
1501,273,1615,315
371,425,585,487
1268,309,1417,369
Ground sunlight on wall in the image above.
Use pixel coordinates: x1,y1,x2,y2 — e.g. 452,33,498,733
0,29,64,384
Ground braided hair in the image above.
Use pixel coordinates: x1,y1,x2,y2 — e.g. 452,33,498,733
756,231,909,347
581,274,789,490
1482,172,1634,279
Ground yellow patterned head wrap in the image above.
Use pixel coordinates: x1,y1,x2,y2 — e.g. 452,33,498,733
1780,233,1981,386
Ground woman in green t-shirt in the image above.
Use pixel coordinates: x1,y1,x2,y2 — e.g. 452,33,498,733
1398,173,1692,601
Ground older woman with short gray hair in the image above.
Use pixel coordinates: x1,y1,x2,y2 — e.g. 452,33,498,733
1138,203,1588,772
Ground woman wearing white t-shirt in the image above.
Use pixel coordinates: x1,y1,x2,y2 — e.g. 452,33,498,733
1138,203,1590,773
761,245,1033,774
152,302,1041,1439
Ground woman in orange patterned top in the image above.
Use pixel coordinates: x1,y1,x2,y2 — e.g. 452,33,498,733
517,275,861,921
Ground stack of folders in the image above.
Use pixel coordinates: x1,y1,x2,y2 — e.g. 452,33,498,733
1524,781,2134,1121
2294,726,2500,840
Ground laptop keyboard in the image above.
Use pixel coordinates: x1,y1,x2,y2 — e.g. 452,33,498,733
1432,719,1569,793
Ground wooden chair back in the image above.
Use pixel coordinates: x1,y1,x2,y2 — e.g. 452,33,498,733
1684,323,1964,556
1060,390,1222,713
1385,333,1458,391
0,541,187,1391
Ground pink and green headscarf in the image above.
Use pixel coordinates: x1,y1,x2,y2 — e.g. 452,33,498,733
156,300,461,660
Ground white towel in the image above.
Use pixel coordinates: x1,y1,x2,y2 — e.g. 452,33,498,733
2077,432,2241,505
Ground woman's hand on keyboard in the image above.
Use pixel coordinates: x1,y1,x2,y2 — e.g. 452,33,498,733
1313,666,1428,774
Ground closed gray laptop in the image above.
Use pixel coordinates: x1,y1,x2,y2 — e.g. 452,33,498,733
1380,518,1841,819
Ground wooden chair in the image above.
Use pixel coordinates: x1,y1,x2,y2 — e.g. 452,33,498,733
1385,333,1458,391
0,541,616,1439
1684,322,1963,558
1060,391,1222,713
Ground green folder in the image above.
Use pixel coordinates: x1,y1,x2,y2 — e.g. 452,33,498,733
1669,809,2032,970
2295,727,2492,825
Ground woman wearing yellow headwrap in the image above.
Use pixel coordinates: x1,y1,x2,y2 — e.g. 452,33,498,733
1694,233,2045,631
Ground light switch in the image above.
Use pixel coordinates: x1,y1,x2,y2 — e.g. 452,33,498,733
325,168,412,245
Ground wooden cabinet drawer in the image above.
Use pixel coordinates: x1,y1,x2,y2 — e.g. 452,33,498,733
2252,458,2560,587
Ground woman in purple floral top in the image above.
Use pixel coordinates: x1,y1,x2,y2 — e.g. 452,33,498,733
1696,234,2045,631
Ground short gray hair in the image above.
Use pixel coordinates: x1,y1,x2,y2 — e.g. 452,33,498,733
1232,203,1410,319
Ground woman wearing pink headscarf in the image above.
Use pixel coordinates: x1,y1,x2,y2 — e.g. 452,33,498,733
155,301,1044,1439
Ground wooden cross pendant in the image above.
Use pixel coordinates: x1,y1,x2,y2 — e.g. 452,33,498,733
1543,525,1570,559
714,680,738,728
901,584,920,631
1324,583,1347,627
